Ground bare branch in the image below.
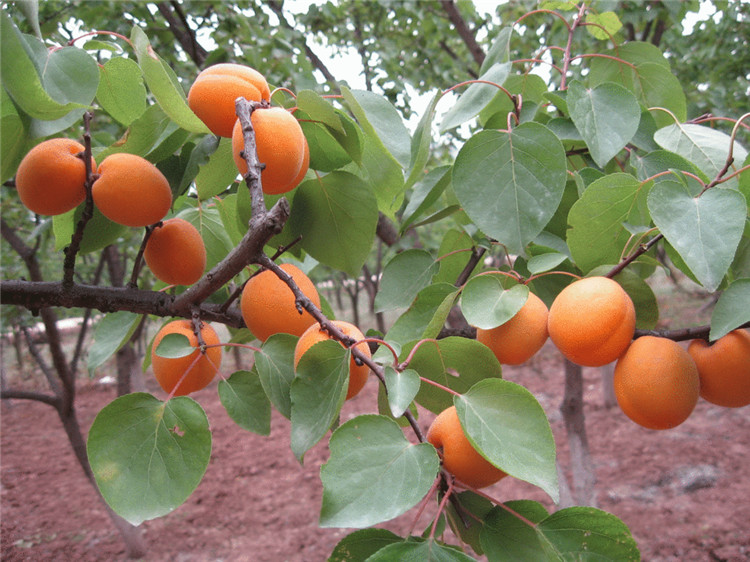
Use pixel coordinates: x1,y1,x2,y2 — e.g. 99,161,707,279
0,388,60,407
439,0,485,68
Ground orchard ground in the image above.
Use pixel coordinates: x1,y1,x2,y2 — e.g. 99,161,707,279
2,277,750,561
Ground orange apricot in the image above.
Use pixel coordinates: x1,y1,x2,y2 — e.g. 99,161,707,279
547,276,636,366
240,263,321,342
15,138,95,216
476,291,549,365
688,329,750,408
426,405,507,489
151,319,222,396
92,153,172,227
231,106,306,195
614,336,700,430
294,320,371,400
188,63,271,137
144,218,206,286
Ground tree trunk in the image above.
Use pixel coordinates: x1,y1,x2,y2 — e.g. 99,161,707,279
559,358,598,507
600,363,617,408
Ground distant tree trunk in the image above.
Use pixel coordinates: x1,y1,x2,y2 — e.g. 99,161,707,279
559,358,598,508
601,363,617,408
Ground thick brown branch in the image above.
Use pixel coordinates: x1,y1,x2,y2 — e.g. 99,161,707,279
0,388,60,407
439,0,485,68
155,1,207,66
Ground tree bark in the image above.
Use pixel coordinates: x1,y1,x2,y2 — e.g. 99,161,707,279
439,0,485,68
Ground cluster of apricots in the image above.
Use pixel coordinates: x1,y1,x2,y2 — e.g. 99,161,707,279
473,276,750,432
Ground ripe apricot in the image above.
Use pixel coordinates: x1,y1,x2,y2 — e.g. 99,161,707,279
188,63,271,137
240,263,321,342
92,153,172,227
151,319,222,396
231,106,307,195
547,276,636,366
426,405,507,489
614,336,700,430
294,320,371,400
688,329,750,408
15,138,95,216
476,291,549,365
144,218,206,286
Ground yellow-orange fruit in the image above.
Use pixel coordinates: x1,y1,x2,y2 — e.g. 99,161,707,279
426,406,507,489
688,330,750,408
92,153,172,227
231,107,306,195
547,276,636,366
188,63,271,137
151,319,222,396
15,138,95,216
240,263,321,342
294,320,371,400
476,291,549,365
614,336,700,430
144,218,206,286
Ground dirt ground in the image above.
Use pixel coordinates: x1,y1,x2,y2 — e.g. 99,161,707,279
2,338,750,562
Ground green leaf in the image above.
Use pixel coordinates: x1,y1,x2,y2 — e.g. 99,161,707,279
385,283,459,347
0,88,27,183
480,27,513,72
326,110,363,165
408,337,502,415
709,278,750,340
567,173,651,274
53,203,128,254
444,491,495,556
178,134,219,194
27,46,99,137
405,90,440,190
456,378,558,502
195,138,239,200
289,171,378,276
374,249,439,312
154,332,194,359
461,276,528,330
480,500,550,561
366,539,477,561
648,182,747,292
453,123,567,255
95,104,173,161
537,507,640,560
434,228,478,284
1,12,87,120
130,26,209,134
300,117,352,172
632,149,706,195
255,333,298,419
348,88,411,168
384,366,420,418
87,311,142,375
567,81,640,168
87,393,211,525
401,166,452,233
177,206,233,271
585,11,622,40
96,57,147,126
440,62,511,132
218,369,271,435
291,339,349,463
319,415,440,528
527,252,568,275
328,529,402,562
654,124,748,190
296,89,344,133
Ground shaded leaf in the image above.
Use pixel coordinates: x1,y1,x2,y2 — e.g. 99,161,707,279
218,369,271,435
461,276,528,330
710,278,750,340
374,249,439,312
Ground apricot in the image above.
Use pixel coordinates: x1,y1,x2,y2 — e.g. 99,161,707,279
240,263,321,342
188,63,271,137
688,329,750,408
426,405,507,489
294,320,371,400
15,138,95,216
92,153,172,227
476,291,549,365
231,106,307,195
614,336,700,430
547,276,636,366
144,218,206,286
151,319,222,396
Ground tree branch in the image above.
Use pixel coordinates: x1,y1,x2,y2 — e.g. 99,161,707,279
155,1,207,66
439,0,485,68
0,388,60,407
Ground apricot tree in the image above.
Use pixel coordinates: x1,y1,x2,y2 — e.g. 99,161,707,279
2,2,750,560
